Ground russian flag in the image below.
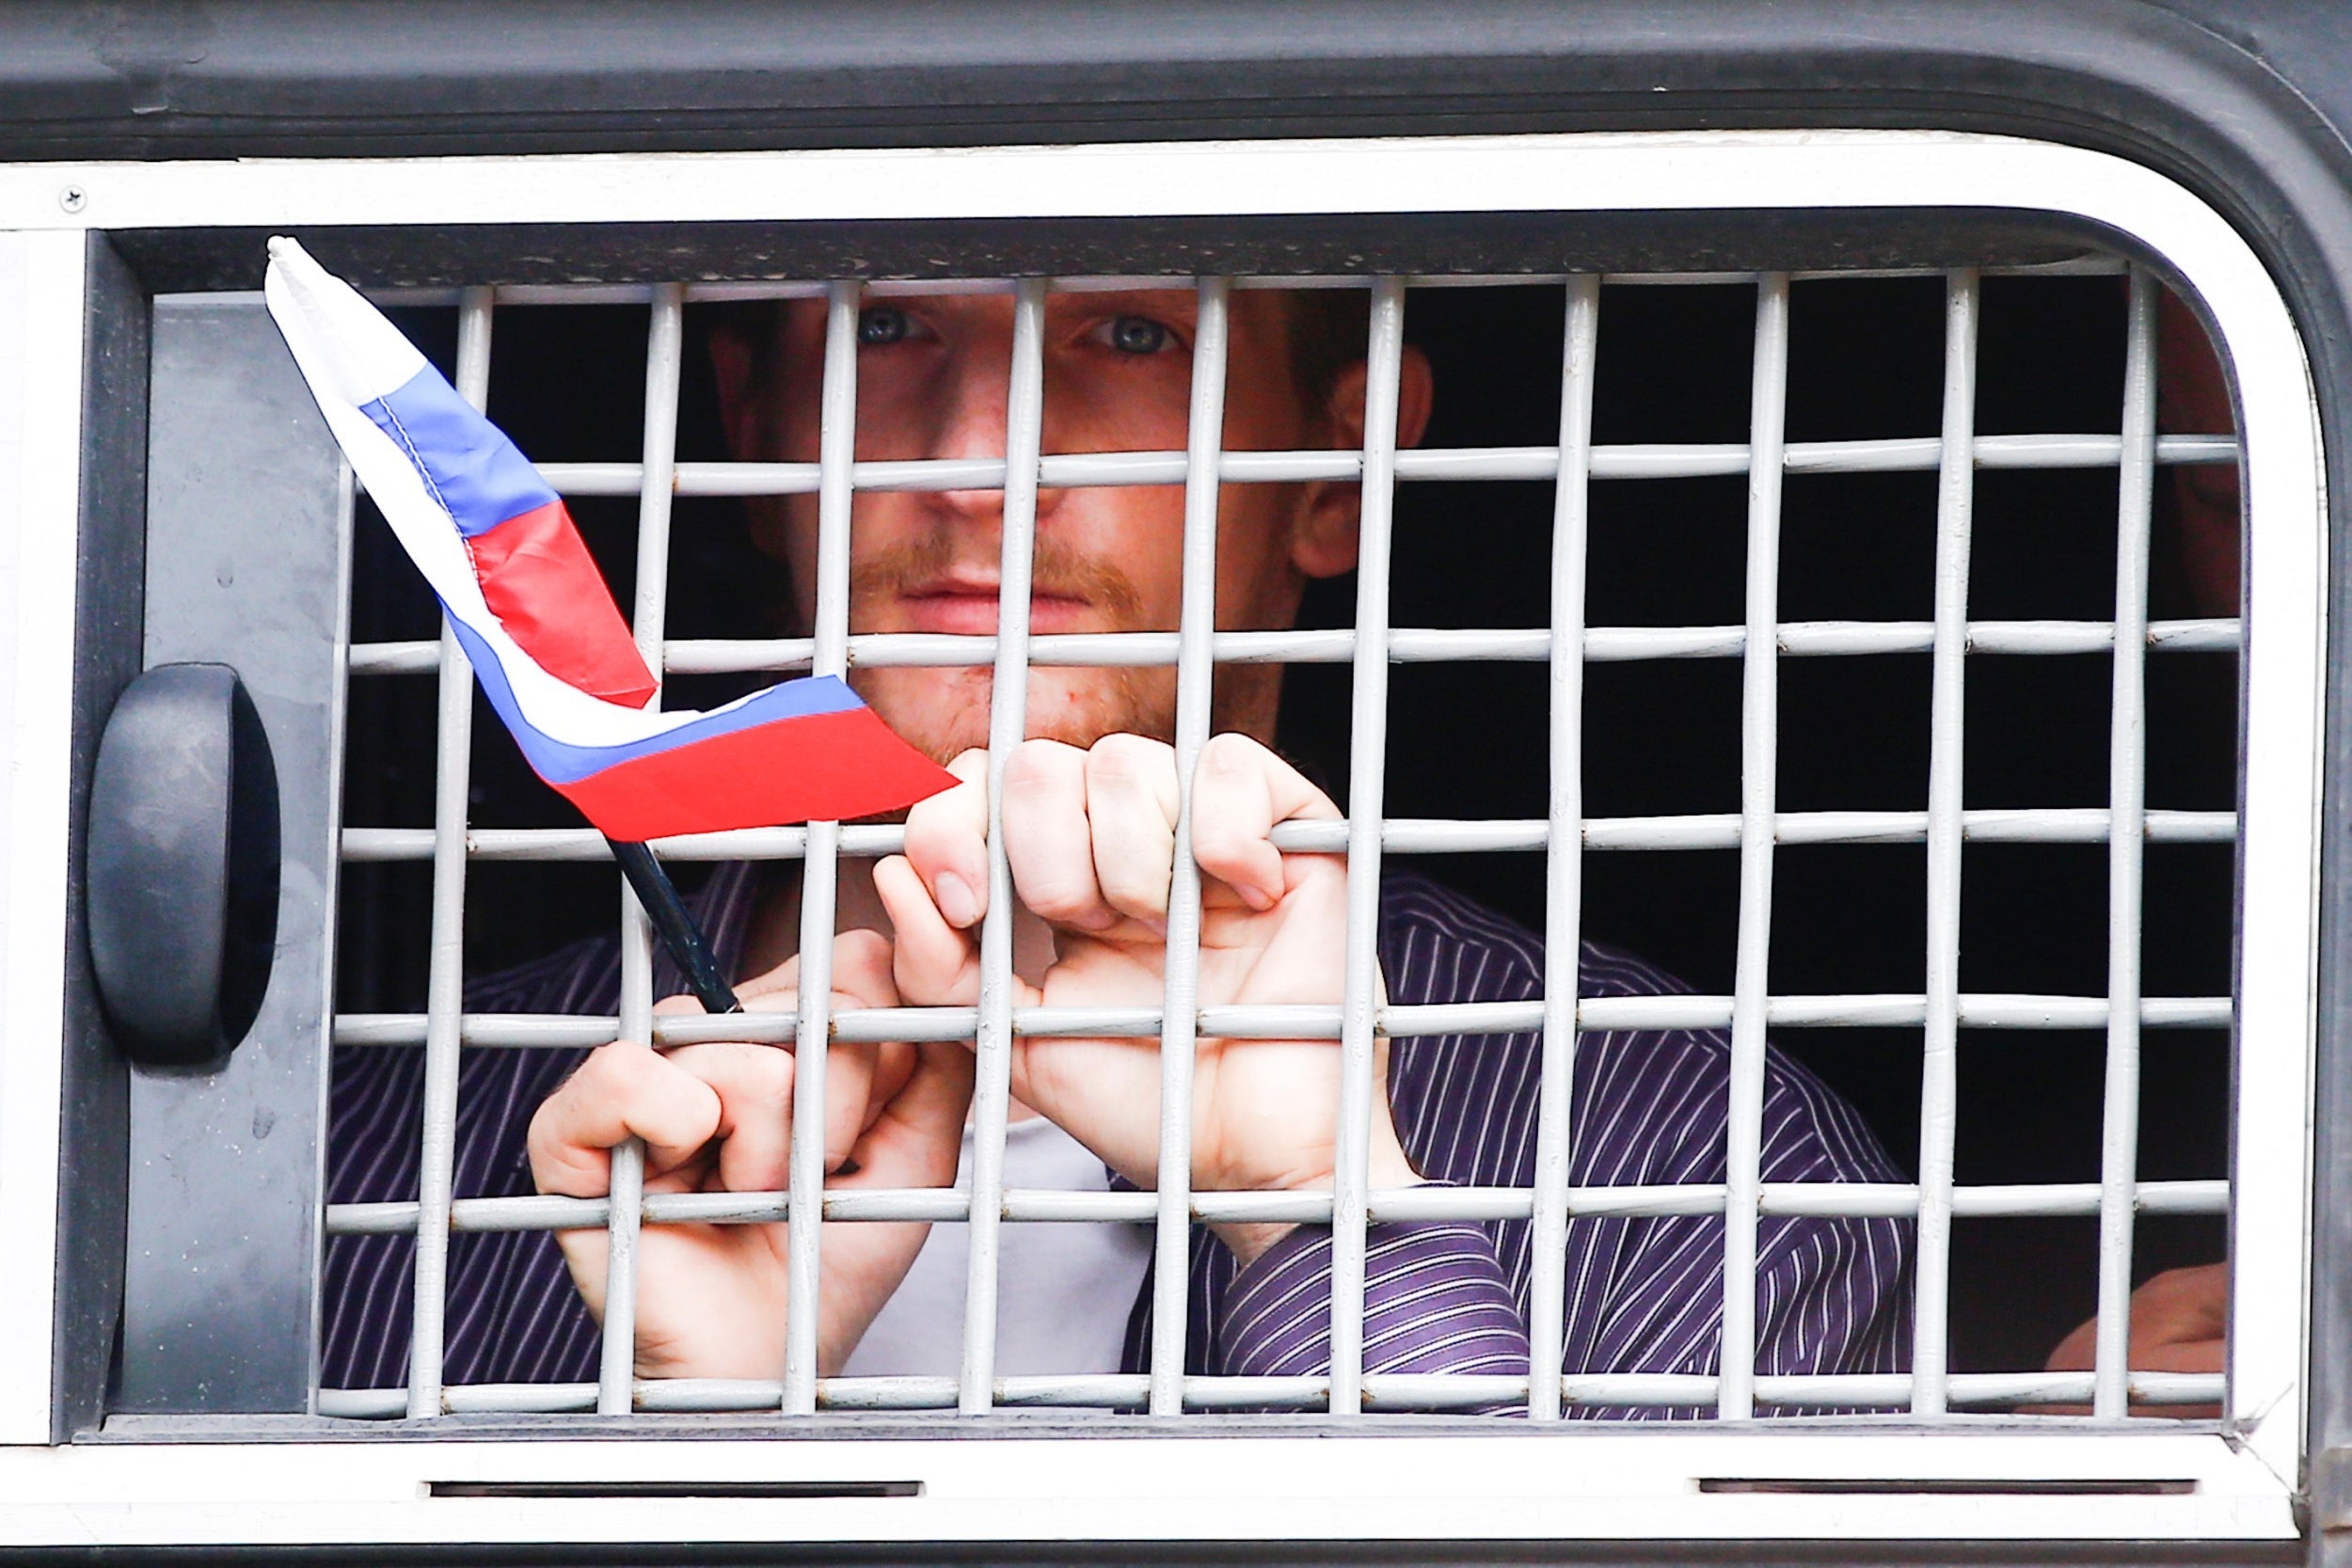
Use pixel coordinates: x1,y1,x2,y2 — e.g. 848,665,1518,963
263,238,954,842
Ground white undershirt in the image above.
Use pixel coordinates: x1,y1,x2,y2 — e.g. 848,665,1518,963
839,1117,1152,1378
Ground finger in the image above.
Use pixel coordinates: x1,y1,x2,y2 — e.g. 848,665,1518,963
866,1040,918,1123
736,953,803,1005
1189,733,1341,911
1084,734,1181,927
1002,738,1117,931
821,1041,879,1174
661,1040,796,1193
653,991,707,1018
828,928,900,1011
825,927,905,1145
849,1038,977,1189
878,852,980,1006
528,1041,722,1197
901,748,992,929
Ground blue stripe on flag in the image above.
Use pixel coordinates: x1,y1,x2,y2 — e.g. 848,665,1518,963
441,611,865,785
362,365,561,538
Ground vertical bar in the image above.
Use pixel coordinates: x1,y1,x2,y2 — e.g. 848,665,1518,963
598,281,685,1417
2093,267,2159,1419
782,279,861,1414
1149,277,1231,1416
1911,269,1980,1417
1527,275,1599,1422
406,286,493,1419
1329,277,1408,1415
959,277,1047,1414
1718,273,1790,1420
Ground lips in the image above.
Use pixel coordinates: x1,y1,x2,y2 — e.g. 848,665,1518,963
895,580,1095,636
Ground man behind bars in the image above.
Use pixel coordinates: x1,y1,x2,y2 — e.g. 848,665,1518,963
323,286,1910,1405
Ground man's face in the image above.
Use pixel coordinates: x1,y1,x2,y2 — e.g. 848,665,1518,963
720,289,1426,763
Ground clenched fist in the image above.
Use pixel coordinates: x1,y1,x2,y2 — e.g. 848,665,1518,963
874,733,1420,1266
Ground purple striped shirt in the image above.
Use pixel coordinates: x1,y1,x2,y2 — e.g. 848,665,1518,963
324,865,1910,1411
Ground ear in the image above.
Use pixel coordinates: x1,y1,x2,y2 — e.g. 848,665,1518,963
1289,344,1436,579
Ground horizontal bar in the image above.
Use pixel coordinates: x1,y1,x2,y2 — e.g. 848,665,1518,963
324,1176,2227,1240
350,617,2242,679
1573,806,2235,851
516,432,2237,500
348,616,2241,677
333,989,2232,1053
341,805,2235,866
337,823,913,862
313,1365,2224,1420
1748,1372,2225,1409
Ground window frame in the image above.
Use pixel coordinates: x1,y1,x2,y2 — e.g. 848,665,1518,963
0,129,2323,1551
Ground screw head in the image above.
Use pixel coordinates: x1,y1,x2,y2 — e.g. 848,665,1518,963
57,185,87,214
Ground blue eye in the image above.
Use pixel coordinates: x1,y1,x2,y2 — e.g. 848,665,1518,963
858,306,910,346
1107,316,1169,355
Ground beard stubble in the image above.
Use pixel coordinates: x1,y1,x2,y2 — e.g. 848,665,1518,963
847,530,1177,764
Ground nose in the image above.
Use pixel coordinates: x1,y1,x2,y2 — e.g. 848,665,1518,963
904,315,1067,529
893,324,1009,527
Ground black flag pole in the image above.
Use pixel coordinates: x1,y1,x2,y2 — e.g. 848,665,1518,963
608,839,742,1015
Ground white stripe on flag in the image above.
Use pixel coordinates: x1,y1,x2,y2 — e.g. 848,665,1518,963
264,238,782,757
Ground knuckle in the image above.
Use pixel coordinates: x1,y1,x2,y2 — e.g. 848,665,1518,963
1022,876,1100,922
900,814,966,869
1102,877,1170,918
1199,731,1263,775
1005,738,1082,794
1089,732,1169,785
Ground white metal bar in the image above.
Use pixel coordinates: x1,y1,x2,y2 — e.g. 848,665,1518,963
519,431,2235,500
597,280,685,1417
1148,277,1230,1415
781,280,861,1414
959,278,1047,1414
347,612,2243,678
2092,269,2159,1420
1912,270,1979,1417
338,803,2240,865
405,285,494,1420
1718,273,1789,1419
327,1175,2232,1238
318,1365,2239,1420
1528,275,1599,1420
1328,278,1408,1414
331,988,2234,1053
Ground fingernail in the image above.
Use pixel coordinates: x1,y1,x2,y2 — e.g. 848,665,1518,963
935,870,979,927
1239,882,1277,912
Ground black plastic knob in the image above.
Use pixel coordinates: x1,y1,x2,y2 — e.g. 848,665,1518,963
86,663,281,1068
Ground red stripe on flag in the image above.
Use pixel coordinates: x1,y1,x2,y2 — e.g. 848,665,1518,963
551,705,957,841
467,500,659,709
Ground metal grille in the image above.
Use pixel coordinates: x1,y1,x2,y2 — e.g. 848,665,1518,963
320,260,2239,1424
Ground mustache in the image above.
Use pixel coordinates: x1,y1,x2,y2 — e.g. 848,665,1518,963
849,531,1147,624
